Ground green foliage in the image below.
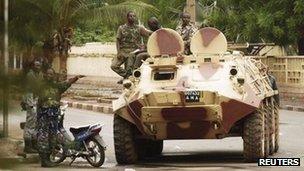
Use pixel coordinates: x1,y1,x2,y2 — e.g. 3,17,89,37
198,0,304,46
8,0,159,55
72,0,186,45
146,0,185,28
6,0,304,48
73,27,115,46
72,0,160,45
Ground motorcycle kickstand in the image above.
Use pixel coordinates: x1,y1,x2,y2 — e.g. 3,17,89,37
69,156,76,166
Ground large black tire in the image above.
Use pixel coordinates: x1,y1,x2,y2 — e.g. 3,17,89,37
243,107,265,162
145,140,163,157
114,114,139,164
274,102,280,152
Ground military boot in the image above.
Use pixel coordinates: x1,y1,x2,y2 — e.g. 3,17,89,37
40,153,57,167
117,78,124,84
24,139,30,153
31,139,38,152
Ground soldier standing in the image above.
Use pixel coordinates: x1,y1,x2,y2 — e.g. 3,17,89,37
176,12,198,55
266,67,280,105
21,60,44,153
111,11,152,84
36,68,84,167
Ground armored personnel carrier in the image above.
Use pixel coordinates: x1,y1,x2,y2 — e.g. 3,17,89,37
112,27,279,164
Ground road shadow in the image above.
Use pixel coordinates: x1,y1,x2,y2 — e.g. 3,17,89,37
145,150,243,163
133,150,249,169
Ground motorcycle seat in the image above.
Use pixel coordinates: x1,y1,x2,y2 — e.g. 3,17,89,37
70,126,90,134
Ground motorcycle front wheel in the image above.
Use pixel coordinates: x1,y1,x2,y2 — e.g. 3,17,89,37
85,138,105,167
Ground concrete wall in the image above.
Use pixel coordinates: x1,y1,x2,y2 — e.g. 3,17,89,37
56,42,119,78
58,43,304,107
67,55,118,77
70,42,117,54
64,44,302,81
258,46,286,56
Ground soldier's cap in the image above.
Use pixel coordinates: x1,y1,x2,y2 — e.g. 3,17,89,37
34,60,42,66
180,12,190,18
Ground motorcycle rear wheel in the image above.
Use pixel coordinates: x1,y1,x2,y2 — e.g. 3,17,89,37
85,138,105,167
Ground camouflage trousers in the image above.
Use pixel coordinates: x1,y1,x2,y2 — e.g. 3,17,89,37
24,107,37,141
134,52,149,69
37,107,60,154
111,50,135,78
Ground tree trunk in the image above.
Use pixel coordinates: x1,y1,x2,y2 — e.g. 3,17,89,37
297,37,304,55
298,26,304,55
43,40,55,65
22,46,33,74
59,51,67,72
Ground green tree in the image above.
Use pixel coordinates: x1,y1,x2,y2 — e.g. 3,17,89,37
198,0,304,54
146,0,186,28
72,0,188,46
9,0,158,71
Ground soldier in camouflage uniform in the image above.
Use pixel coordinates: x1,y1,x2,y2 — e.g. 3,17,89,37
36,68,84,167
266,67,280,105
21,60,44,153
111,11,152,84
176,12,198,55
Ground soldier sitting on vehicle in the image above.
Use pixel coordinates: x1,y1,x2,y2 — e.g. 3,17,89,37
21,59,44,153
111,11,152,84
134,17,162,69
36,68,84,167
176,12,198,55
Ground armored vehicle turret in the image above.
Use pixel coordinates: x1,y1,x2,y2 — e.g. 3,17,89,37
112,27,279,164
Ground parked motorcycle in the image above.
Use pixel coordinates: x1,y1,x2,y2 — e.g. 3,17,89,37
20,104,106,167
50,104,107,167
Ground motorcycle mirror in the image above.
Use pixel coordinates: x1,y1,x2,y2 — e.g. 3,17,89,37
60,104,69,110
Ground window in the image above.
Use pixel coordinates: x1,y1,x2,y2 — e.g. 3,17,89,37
153,71,175,81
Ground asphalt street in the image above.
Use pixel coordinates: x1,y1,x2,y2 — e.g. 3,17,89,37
4,107,304,170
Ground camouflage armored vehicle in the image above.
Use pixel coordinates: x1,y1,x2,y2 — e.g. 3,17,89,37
112,27,279,164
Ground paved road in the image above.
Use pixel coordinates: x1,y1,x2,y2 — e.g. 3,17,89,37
3,107,304,170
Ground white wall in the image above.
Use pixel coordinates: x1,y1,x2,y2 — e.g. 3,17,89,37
53,42,120,77
70,42,117,54
259,46,286,56
67,56,119,77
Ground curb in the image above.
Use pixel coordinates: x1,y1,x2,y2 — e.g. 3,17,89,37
0,138,40,168
281,105,304,112
61,100,113,114
11,95,304,114
0,155,40,165
61,101,304,114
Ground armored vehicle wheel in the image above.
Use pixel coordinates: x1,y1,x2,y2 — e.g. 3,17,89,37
243,107,265,162
274,102,280,152
263,103,270,157
114,114,139,164
145,140,163,157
